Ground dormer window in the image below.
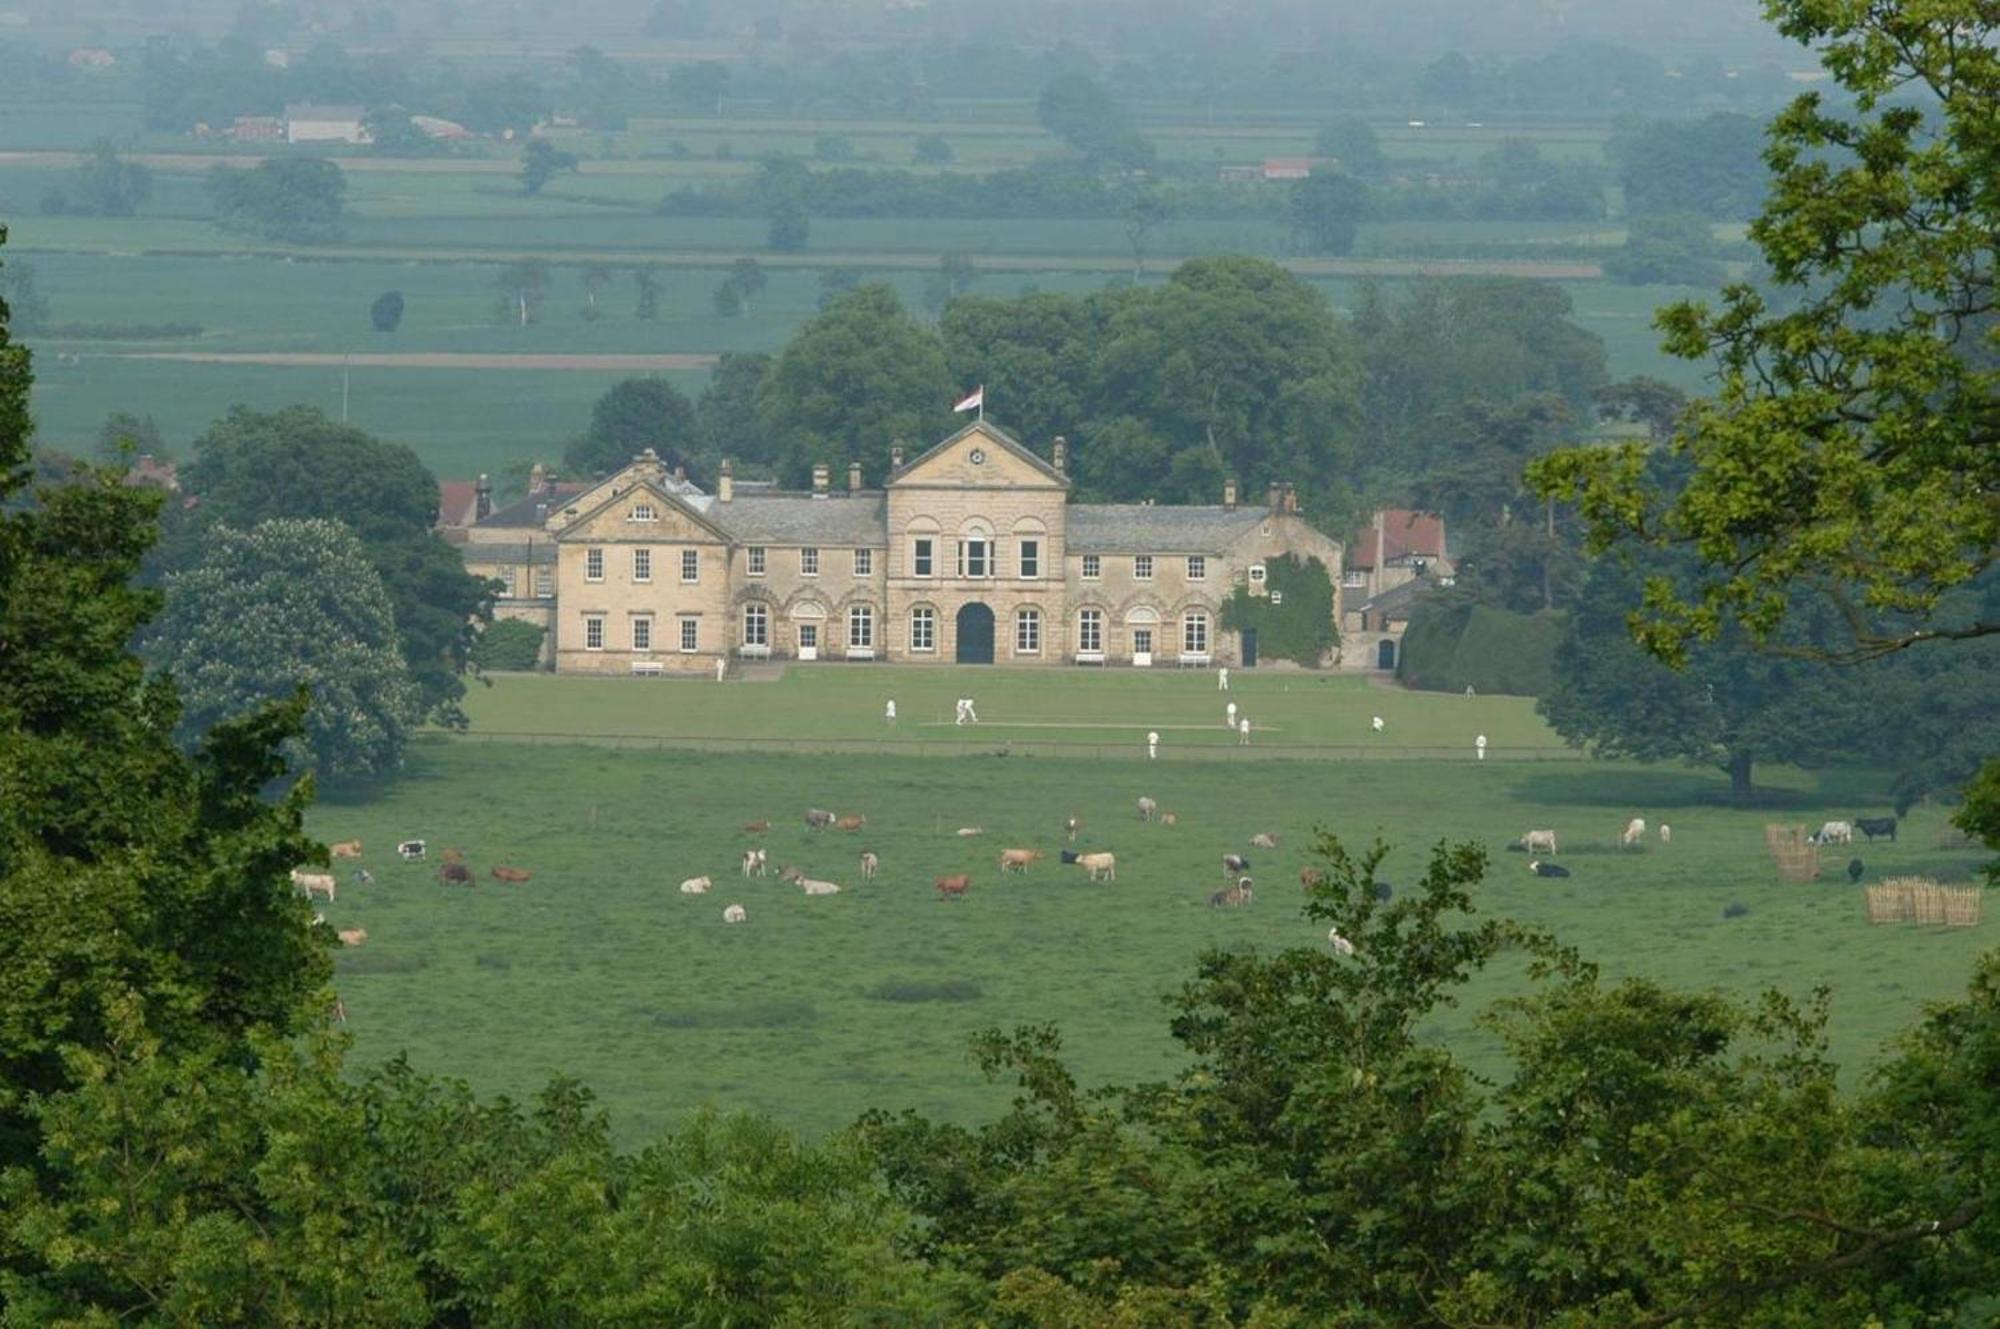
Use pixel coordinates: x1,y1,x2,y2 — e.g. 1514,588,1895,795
629,503,658,522
1248,563,1267,585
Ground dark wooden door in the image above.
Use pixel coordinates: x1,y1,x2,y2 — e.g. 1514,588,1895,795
955,603,994,664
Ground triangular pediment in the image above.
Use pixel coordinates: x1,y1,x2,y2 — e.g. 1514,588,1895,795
890,421,1068,490
554,478,730,544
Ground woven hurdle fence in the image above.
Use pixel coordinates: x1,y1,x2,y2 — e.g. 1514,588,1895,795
1866,877,1983,929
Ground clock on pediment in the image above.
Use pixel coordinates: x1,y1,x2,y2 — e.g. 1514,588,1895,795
968,448,987,465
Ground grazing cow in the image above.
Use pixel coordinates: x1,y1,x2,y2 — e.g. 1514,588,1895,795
742,819,771,834
1522,829,1558,856
1301,867,1327,890
1659,824,1672,844
836,814,867,832
804,808,835,831
337,927,367,947
999,848,1043,873
1530,860,1571,879
1065,815,1080,842
723,904,747,924
741,848,767,877
1621,818,1646,848
1221,853,1251,878
441,847,466,866
396,839,426,862
491,866,532,883
679,875,713,895
438,863,472,886
1848,857,1865,884
860,851,879,879
1209,877,1254,908
1072,851,1116,882
291,869,336,903
777,865,804,884
799,878,842,896
1328,928,1356,958
350,868,375,886
1160,812,1178,827
1137,797,1157,822
1250,832,1278,849
329,839,363,859
956,827,984,837
1855,816,1898,843
935,874,971,900
1814,820,1854,846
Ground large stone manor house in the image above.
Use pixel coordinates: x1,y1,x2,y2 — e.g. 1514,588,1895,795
454,421,1345,674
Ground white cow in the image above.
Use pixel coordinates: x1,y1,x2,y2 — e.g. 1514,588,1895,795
1659,823,1672,845
722,904,747,924
799,878,842,896
1328,928,1356,958
1137,797,1158,822
741,849,767,877
1523,829,1558,855
1621,818,1647,848
291,869,336,903
679,875,713,895
1815,820,1853,845
860,851,879,879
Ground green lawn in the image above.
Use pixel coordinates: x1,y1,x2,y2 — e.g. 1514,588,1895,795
312,737,1989,1144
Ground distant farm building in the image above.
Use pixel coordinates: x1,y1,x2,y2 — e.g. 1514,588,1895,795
284,103,369,145
66,47,116,69
228,116,283,142
1219,157,1324,184
1340,509,1453,672
412,115,474,141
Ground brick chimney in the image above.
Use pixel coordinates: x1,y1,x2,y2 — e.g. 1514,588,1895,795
1052,435,1068,477
1223,477,1237,511
811,463,830,497
1284,483,1298,514
475,472,492,520
890,442,905,472
528,461,547,495
718,458,734,503
848,460,862,494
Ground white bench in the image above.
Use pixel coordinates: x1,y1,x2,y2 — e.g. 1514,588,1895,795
630,659,665,677
1074,651,1105,666
1177,653,1212,668
845,647,876,661
736,643,771,659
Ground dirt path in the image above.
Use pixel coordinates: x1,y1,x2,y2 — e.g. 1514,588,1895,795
114,351,720,371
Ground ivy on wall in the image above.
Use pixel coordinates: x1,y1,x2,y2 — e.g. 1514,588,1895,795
1221,554,1337,666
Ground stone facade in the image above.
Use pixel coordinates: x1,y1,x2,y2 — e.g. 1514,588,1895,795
467,422,1346,674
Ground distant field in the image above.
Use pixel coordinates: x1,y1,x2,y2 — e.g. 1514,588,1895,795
312,733,1988,1141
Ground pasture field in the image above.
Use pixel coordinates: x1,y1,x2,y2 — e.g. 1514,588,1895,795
458,666,1562,751
311,736,1990,1143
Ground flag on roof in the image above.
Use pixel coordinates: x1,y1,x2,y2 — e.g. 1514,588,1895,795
952,386,984,414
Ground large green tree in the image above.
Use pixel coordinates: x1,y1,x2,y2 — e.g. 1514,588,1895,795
755,283,953,486
695,350,774,466
171,406,487,726
151,518,420,782
1034,72,1154,169
564,376,699,480
206,157,346,243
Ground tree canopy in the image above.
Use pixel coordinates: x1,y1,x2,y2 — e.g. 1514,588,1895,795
206,157,347,243
564,377,700,480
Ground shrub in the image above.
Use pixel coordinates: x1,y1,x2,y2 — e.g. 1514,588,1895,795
1722,901,1750,919
371,290,405,332
866,978,983,1003
473,618,546,671
1399,598,1560,696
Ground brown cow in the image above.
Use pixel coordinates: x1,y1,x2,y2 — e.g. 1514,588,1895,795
491,865,532,883
836,814,867,832
999,849,1042,873
1300,867,1328,890
742,819,771,833
439,862,472,885
337,927,368,946
1160,812,1178,827
935,874,970,900
329,839,363,859
441,847,466,866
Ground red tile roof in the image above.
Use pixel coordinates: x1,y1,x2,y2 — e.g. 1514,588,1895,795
1346,509,1446,569
436,480,481,528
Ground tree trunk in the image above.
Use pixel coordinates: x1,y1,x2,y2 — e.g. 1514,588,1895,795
1727,750,1754,803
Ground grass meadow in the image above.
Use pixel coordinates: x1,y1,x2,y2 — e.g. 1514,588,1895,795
305,670,1993,1143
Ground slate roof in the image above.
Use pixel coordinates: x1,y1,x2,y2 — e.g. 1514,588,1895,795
460,541,556,565
285,103,365,121
479,484,590,529
706,493,888,546
1066,504,1268,555
1356,576,1429,621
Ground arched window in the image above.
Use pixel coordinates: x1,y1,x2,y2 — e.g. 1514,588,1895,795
1015,607,1041,654
742,603,769,647
957,519,994,579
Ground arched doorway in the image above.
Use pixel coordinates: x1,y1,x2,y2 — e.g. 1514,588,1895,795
1377,637,1397,670
955,603,994,664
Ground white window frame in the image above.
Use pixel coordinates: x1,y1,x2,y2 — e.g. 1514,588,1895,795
910,606,936,653
913,537,934,578
748,546,767,576
632,616,653,651
1134,555,1154,581
1187,555,1206,581
629,503,657,523
585,548,604,583
853,548,873,576
584,615,605,651
1019,538,1040,580
743,603,769,647
1015,607,1041,655
1077,608,1103,654
534,567,553,598
1249,563,1267,585
679,618,699,653
1183,612,1209,655
632,547,652,583
1081,553,1101,580
801,547,819,577
681,549,699,583
958,538,989,579
848,605,874,649
1343,569,1368,588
